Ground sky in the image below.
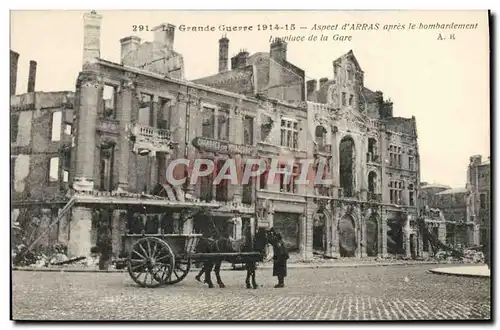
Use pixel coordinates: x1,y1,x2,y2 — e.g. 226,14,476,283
10,10,490,188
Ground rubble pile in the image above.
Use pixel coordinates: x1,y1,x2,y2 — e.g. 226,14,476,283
433,248,485,263
12,243,70,268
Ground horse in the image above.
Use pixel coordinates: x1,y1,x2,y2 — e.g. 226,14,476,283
194,227,271,289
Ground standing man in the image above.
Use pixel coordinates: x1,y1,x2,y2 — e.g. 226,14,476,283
272,233,289,288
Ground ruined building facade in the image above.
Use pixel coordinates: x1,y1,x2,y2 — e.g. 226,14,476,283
466,155,491,247
11,11,423,260
302,52,421,258
10,48,75,248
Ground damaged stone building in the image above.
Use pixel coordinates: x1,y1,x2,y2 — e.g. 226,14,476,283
11,11,425,260
303,52,421,258
466,155,491,247
10,49,75,249
417,154,491,252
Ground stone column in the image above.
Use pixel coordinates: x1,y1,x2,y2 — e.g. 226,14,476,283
417,231,424,257
111,209,125,257
68,207,93,258
74,72,99,189
330,129,340,197
404,214,412,258
148,154,157,192
299,212,307,260
330,206,340,258
305,201,316,259
231,105,243,203
353,207,365,258
380,210,388,257
360,210,367,257
151,95,159,127
147,96,160,190
117,81,133,191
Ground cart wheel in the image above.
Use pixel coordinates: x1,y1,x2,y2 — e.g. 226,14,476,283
164,259,191,285
127,237,174,288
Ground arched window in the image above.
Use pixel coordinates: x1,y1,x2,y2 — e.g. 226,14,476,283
315,125,327,147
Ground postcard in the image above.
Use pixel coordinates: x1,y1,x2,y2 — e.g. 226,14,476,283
10,10,491,321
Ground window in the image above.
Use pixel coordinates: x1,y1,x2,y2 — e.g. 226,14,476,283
242,163,254,204
347,68,354,81
367,138,377,162
215,159,229,201
99,145,115,192
260,115,273,142
480,193,487,209
11,114,19,144
259,159,270,190
278,163,297,194
243,116,254,145
409,156,414,171
217,110,230,141
48,157,59,182
64,123,72,135
199,162,213,201
63,170,69,183
390,180,403,204
51,111,62,141
348,94,354,106
280,118,299,149
315,126,327,148
202,107,215,138
389,145,402,168
138,94,152,126
103,85,116,119
342,92,347,106
158,98,171,129
408,184,415,206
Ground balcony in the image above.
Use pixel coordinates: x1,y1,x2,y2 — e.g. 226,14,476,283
368,192,382,203
131,124,174,155
314,143,332,155
367,152,381,164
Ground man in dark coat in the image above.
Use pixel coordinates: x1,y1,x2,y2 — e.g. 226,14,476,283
272,233,289,288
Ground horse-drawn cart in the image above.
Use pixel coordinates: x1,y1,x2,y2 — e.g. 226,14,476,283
123,233,263,288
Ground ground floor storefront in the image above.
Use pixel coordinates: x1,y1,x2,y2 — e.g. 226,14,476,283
13,194,428,261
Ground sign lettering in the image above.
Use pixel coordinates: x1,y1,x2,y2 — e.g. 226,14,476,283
192,137,255,155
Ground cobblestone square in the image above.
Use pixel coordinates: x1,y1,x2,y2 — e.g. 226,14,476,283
12,264,491,320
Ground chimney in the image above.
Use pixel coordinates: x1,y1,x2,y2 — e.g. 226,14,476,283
153,23,175,51
470,155,482,165
120,36,141,63
270,38,287,62
319,78,329,89
83,10,102,65
27,60,37,93
306,80,317,101
10,50,19,96
218,35,229,73
381,100,393,118
231,50,249,69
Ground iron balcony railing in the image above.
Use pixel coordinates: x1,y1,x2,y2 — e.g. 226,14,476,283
367,152,381,164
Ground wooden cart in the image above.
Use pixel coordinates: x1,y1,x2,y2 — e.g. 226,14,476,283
123,233,262,288
123,233,201,288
